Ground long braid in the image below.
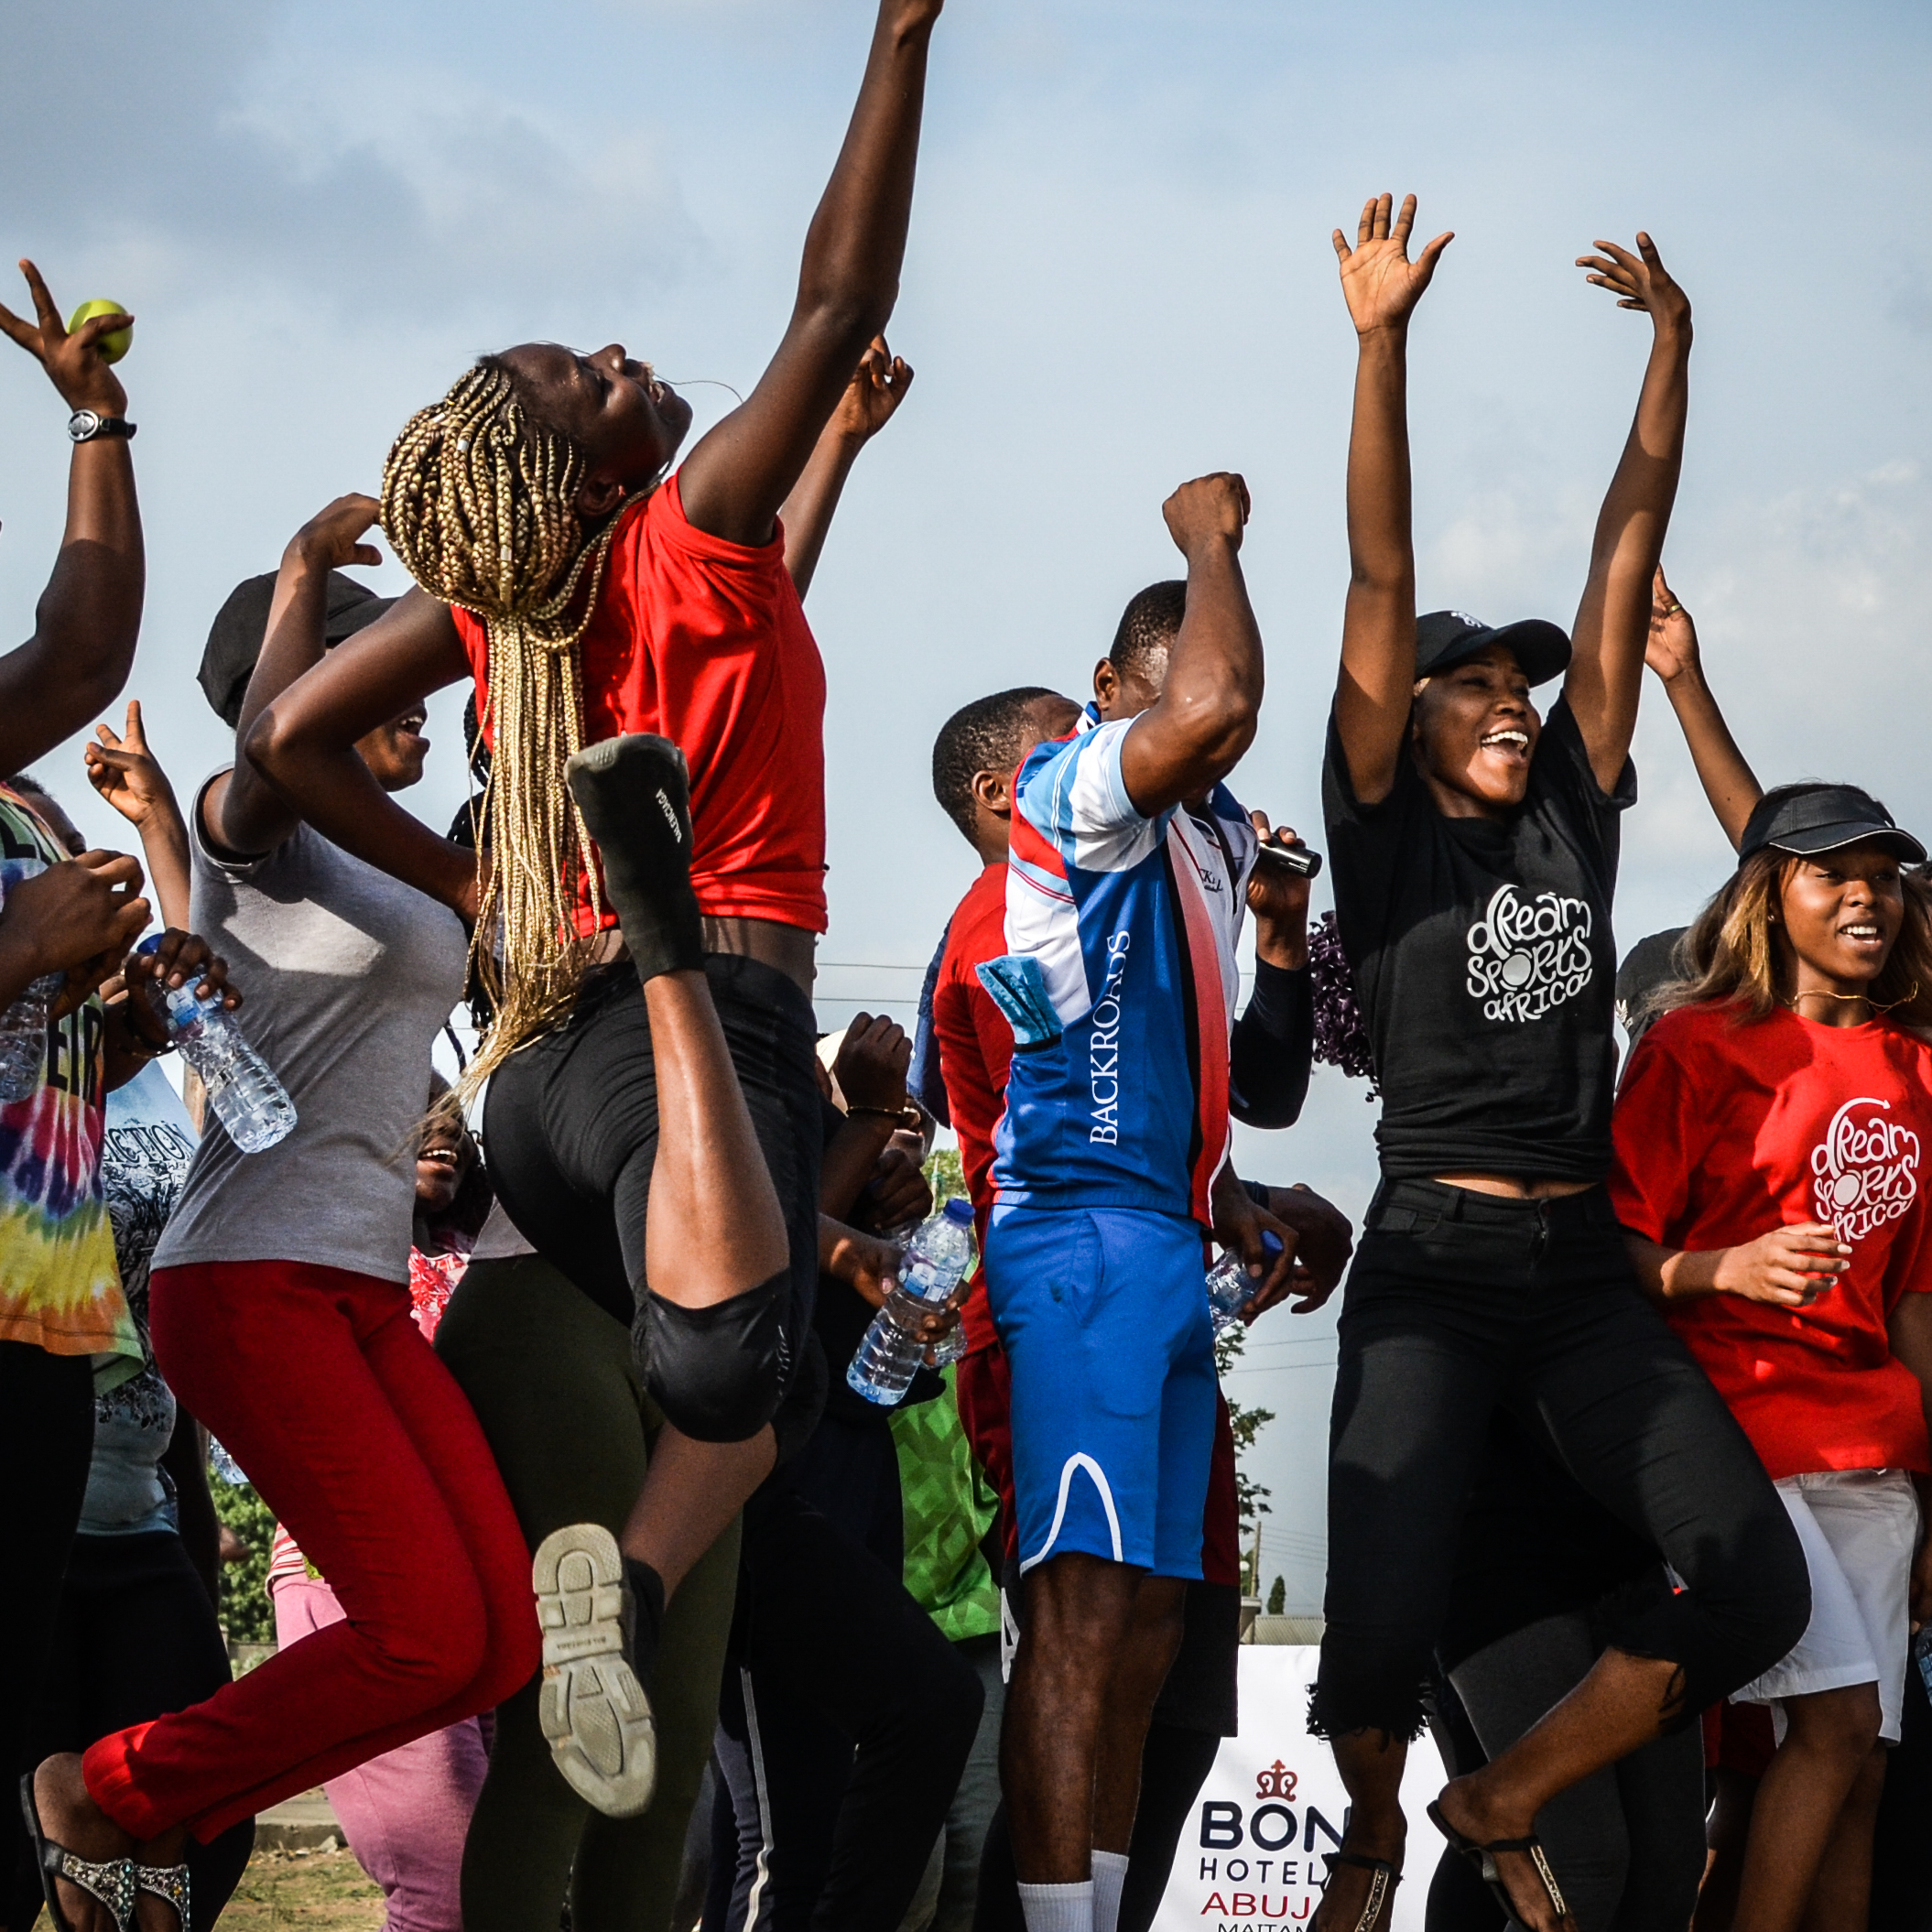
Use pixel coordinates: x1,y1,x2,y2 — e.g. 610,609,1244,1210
381,359,637,1092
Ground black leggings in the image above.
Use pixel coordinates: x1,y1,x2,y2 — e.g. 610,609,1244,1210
1312,1180,1809,1740
1,1338,92,1930
6,1531,253,1932
483,954,823,1448
702,1476,984,1932
1442,1612,1705,1932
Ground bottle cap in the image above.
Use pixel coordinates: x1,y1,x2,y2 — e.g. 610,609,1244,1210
1262,1230,1284,1257
136,935,160,955
942,1198,974,1225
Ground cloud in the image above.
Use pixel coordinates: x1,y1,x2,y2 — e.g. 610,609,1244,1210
0,2,702,328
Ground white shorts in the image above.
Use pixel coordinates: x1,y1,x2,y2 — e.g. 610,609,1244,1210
1734,1468,1921,1745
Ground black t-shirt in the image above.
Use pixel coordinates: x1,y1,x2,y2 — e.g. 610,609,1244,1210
1322,695,1634,1182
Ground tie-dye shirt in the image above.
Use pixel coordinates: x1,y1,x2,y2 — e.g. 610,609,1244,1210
0,787,139,1386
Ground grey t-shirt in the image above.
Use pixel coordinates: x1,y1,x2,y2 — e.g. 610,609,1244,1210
151,776,469,1282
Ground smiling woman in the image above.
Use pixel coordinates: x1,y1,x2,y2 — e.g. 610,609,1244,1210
1300,191,1812,1932
1611,785,1932,1932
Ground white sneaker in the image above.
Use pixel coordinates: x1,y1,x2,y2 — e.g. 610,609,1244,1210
532,1524,657,1818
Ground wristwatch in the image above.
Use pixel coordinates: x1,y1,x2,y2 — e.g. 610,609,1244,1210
67,409,136,444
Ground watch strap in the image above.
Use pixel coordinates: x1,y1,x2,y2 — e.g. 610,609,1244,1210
68,412,136,443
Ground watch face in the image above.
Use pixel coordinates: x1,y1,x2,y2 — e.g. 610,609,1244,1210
68,409,102,441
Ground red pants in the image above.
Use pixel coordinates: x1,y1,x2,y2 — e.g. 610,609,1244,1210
84,1262,538,1844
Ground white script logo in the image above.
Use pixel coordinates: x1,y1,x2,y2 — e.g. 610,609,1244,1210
1464,883,1595,1024
1811,1097,1920,1244
1089,930,1131,1145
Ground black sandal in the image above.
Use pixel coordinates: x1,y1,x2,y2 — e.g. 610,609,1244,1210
1318,1851,1402,1932
19,1774,136,1932
1427,1800,1571,1928
135,1862,190,1932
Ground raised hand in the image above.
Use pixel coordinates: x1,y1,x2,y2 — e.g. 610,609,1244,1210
1576,232,1691,337
288,493,383,572
1245,810,1313,937
86,700,179,832
1644,566,1701,684
1333,193,1453,337
828,335,914,445
0,260,129,417
1162,471,1251,558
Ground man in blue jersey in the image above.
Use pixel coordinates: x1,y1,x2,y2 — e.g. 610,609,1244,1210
983,472,1297,1932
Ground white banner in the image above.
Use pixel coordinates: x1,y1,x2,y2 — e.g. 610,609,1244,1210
1152,1647,1450,1932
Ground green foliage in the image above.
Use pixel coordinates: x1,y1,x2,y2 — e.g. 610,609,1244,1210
1266,1573,1286,1615
1213,1320,1274,1554
211,1478,277,1644
923,1145,964,1205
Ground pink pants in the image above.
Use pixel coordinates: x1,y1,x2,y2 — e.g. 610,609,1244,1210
85,1261,537,1842
273,1575,486,1932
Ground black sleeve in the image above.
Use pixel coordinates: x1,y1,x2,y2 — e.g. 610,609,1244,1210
1229,959,1314,1129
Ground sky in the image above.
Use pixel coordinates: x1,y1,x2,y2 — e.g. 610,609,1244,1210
5,0,1930,1611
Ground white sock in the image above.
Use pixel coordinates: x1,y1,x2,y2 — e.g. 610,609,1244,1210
1017,1879,1094,1932
1091,1850,1131,1932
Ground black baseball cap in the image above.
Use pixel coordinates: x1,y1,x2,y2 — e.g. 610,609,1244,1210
1739,782,1927,866
198,570,396,728
1415,610,1571,689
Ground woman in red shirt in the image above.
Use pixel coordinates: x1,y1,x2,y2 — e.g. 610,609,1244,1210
1612,782,1932,1932
249,0,944,1833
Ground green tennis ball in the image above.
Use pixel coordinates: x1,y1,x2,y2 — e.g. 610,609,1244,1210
67,298,133,364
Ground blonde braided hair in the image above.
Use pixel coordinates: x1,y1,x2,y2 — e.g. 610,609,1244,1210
381,357,640,1091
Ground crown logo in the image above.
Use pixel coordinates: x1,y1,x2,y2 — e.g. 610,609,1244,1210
1254,1761,1297,1800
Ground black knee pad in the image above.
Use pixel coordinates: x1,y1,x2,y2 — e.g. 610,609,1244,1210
636,1275,789,1442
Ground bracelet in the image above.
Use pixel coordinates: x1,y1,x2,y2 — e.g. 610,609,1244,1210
847,1104,915,1126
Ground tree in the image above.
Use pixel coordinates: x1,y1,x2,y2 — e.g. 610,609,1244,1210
1267,1574,1286,1615
210,1479,276,1644
1214,1322,1274,1595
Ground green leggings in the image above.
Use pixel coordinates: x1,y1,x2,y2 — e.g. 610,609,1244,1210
437,1254,740,1932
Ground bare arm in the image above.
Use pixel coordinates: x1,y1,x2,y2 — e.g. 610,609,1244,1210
1644,565,1762,850
780,337,913,599
247,585,475,917
84,701,191,928
1563,235,1694,793
676,0,939,547
1329,195,1454,805
1622,1224,1847,1309
1115,473,1264,816
209,495,385,857
0,264,142,773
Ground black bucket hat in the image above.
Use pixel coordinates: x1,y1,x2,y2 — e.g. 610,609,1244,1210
198,570,396,728
1415,609,1571,689
1739,782,1927,866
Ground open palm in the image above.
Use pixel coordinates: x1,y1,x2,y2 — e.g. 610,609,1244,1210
1333,192,1453,335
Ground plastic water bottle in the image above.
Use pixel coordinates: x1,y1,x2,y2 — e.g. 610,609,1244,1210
1205,1230,1286,1335
847,1198,976,1407
137,937,297,1155
0,972,62,1103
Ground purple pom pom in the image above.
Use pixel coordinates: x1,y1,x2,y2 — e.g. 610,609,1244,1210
1308,912,1379,1099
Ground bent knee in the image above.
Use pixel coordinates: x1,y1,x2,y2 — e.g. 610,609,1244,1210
637,1277,787,1442
1783,1682,1884,1761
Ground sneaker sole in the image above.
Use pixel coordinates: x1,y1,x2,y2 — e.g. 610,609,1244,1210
532,1524,657,1818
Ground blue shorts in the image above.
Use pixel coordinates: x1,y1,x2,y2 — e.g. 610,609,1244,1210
984,1204,1217,1579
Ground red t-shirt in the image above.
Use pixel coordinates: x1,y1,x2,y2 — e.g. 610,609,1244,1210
932,863,1015,1355
1610,1002,1932,1480
453,471,829,936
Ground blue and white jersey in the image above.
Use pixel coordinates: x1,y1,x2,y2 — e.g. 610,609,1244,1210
988,711,1257,1223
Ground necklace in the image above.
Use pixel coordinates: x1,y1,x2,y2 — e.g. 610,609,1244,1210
1783,980,1921,1017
